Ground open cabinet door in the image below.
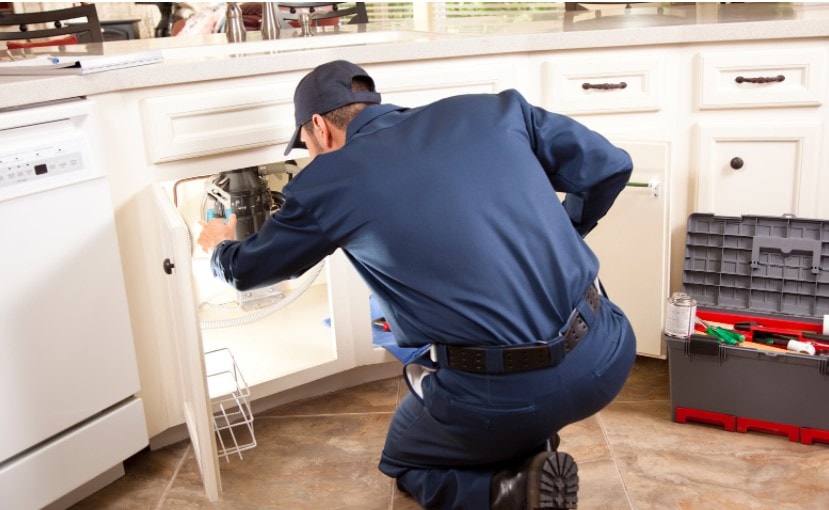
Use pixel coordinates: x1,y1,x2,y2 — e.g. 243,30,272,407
585,141,671,357
152,183,221,501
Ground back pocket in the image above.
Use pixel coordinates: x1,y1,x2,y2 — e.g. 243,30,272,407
423,375,536,435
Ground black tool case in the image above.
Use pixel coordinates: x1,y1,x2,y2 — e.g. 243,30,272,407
666,213,829,445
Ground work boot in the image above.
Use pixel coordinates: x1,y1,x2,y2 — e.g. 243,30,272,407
546,433,561,452
490,451,579,510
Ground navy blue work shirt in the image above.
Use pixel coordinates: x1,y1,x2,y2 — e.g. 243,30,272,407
211,89,632,349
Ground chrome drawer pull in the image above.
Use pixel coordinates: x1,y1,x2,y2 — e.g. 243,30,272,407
735,75,785,84
581,81,627,90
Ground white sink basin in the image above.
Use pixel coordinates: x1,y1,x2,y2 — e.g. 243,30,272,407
161,30,436,60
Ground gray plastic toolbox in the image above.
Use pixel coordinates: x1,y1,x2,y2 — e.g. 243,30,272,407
666,213,829,445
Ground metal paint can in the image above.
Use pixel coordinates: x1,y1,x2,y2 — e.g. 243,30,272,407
665,292,697,338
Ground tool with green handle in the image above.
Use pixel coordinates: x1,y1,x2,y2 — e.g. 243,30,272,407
695,318,745,345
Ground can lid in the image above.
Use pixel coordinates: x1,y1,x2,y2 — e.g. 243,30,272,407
670,292,696,305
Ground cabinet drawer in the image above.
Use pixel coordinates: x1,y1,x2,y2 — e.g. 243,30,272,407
697,48,827,109
140,78,297,164
368,57,519,107
542,55,664,115
695,123,821,217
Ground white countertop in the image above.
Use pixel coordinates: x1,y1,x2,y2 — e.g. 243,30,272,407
2,2,829,110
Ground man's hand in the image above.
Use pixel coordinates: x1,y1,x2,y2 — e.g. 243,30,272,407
197,214,237,253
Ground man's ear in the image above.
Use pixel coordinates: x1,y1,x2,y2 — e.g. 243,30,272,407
311,113,346,151
310,114,334,150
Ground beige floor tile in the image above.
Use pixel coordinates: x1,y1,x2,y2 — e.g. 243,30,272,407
259,377,402,417
68,355,829,510
614,356,670,402
601,400,829,510
69,440,189,510
161,413,394,509
577,459,632,510
560,415,613,463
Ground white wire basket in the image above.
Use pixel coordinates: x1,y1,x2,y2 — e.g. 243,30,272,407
204,347,256,462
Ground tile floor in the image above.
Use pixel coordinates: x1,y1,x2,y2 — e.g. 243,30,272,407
71,356,829,509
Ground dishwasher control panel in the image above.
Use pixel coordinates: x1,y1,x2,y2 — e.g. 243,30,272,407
0,138,86,190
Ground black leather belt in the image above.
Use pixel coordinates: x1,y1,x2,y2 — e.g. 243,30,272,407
434,284,601,374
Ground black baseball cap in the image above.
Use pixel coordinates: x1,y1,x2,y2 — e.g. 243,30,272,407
284,60,381,155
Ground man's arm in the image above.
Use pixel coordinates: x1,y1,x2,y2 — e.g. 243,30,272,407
511,90,633,236
197,191,337,291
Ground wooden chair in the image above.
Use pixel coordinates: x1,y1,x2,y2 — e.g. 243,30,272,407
0,4,103,50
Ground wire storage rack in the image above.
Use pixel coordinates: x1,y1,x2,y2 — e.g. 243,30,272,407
204,347,256,461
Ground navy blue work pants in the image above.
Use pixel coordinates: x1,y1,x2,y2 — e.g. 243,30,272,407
378,296,636,510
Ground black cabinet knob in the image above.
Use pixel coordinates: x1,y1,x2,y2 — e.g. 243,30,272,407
163,258,175,275
730,157,744,170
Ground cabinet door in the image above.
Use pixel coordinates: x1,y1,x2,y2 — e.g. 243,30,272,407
695,123,821,217
152,184,222,501
153,179,364,500
585,141,670,357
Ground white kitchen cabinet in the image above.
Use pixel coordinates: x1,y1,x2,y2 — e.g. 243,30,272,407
91,34,829,497
695,123,822,217
534,49,674,357
586,141,671,358
693,44,828,219
531,41,829,358
98,55,524,500
153,178,367,500
140,77,298,164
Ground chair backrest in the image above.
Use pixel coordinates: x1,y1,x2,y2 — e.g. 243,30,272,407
0,4,103,48
277,2,368,27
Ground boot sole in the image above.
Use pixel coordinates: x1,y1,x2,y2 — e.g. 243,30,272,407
528,451,579,509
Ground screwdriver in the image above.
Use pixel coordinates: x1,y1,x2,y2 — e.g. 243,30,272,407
695,318,745,345
734,321,826,355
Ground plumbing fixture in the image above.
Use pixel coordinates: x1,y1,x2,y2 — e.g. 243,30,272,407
298,12,316,37
225,2,246,42
261,2,280,40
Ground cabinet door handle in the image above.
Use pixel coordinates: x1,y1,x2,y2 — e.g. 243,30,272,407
626,179,660,199
163,258,175,275
582,81,627,90
730,157,744,170
735,75,785,84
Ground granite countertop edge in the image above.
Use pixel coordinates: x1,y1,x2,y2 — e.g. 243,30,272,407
2,12,828,110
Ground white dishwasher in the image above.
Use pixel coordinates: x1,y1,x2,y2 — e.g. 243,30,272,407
0,99,148,509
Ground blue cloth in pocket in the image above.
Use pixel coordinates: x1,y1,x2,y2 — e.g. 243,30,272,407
324,295,428,365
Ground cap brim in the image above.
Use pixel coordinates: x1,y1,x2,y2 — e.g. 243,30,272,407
284,125,305,156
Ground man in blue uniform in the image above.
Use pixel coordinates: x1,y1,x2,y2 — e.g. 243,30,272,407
198,60,636,510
